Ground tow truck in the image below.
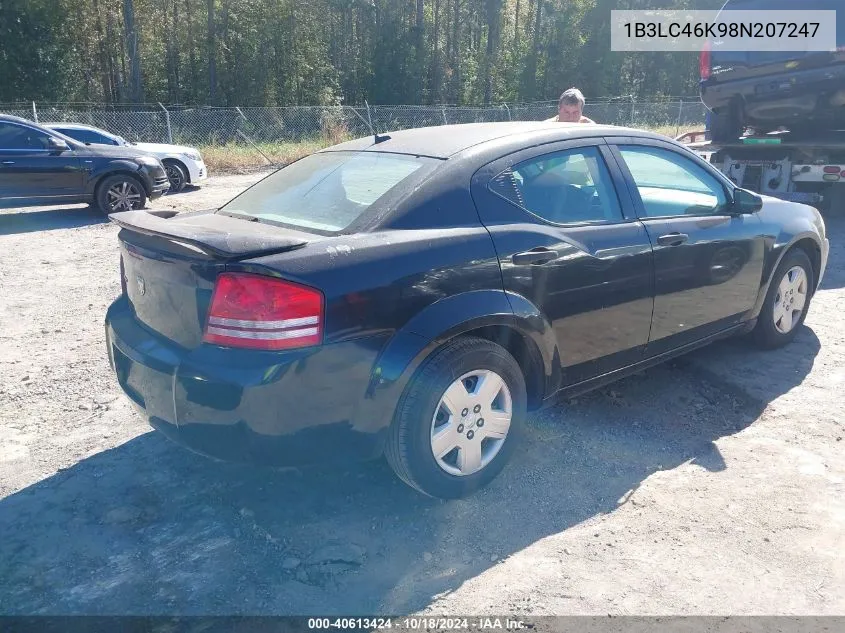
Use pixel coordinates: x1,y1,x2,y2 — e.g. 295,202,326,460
677,128,845,214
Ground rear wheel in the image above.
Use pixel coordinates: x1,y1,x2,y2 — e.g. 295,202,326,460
163,160,187,193
752,249,814,349
385,336,526,498
95,174,147,215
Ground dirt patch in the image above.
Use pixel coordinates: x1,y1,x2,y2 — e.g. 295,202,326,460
0,176,843,614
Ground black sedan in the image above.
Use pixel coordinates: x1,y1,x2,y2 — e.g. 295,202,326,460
105,122,829,498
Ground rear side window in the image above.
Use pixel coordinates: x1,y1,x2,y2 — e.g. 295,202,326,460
219,151,436,232
0,123,51,150
489,146,623,225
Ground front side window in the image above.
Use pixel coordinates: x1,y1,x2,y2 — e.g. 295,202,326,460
219,151,437,232
0,123,52,150
618,145,729,218
489,146,623,225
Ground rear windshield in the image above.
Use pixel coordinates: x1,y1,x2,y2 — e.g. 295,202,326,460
219,151,437,232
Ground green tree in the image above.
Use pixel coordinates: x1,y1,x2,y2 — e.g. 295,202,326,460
0,0,717,106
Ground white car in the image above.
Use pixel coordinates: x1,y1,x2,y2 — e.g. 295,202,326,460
45,123,207,192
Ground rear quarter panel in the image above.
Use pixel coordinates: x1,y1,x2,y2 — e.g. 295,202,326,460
235,225,504,344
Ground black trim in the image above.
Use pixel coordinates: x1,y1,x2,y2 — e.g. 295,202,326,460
598,144,639,222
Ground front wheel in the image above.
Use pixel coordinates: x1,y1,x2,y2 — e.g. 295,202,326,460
163,160,187,193
752,249,814,349
95,174,147,215
385,336,527,498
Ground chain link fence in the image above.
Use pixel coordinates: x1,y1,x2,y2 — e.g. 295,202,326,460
0,99,707,148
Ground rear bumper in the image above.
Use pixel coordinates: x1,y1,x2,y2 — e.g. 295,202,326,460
105,297,391,466
702,64,845,124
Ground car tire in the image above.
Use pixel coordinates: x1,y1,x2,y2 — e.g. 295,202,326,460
163,160,187,193
709,107,744,143
95,174,147,215
384,336,527,499
752,248,814,350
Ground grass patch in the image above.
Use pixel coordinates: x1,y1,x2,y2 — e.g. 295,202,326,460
648,124,704,139
200,140,334,173
201,124,707,174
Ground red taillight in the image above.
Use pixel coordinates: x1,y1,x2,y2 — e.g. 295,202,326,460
700,42,712,81
824,166,841,174
203,273,324,350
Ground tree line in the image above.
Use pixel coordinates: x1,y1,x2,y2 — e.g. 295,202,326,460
0,0,723,106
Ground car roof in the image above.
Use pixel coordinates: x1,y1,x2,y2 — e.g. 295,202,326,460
0,114,42,127
43,122,98,130
322,121,668,159
43,122,117,135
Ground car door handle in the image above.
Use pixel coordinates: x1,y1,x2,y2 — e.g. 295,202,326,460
1,161,14,165
656,232,689,247
512,248,559,265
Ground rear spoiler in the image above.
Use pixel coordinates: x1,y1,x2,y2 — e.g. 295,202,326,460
109,210,309,260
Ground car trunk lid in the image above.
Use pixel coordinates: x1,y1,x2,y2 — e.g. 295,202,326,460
112,210,312,348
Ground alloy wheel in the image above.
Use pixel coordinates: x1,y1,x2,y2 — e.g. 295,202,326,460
165,164,185,191
773,265,808,334
107,181,142,212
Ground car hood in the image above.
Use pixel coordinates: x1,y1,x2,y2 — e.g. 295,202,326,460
758,195,825,237
81,143,153,160
133,142,199,156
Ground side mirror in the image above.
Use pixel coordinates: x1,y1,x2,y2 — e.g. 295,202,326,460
733,188,763,214
47,136,70,152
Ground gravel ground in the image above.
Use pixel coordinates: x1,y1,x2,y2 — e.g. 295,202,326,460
1,175,843,616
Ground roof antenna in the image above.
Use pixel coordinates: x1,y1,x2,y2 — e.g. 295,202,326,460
365,100,390,144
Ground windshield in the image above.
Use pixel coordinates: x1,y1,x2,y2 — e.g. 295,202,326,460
219,151,437,232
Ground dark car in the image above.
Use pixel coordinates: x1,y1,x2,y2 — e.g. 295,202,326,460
0,114,169,213
701,0,845,141
105,122,828,498
43,122,208,193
